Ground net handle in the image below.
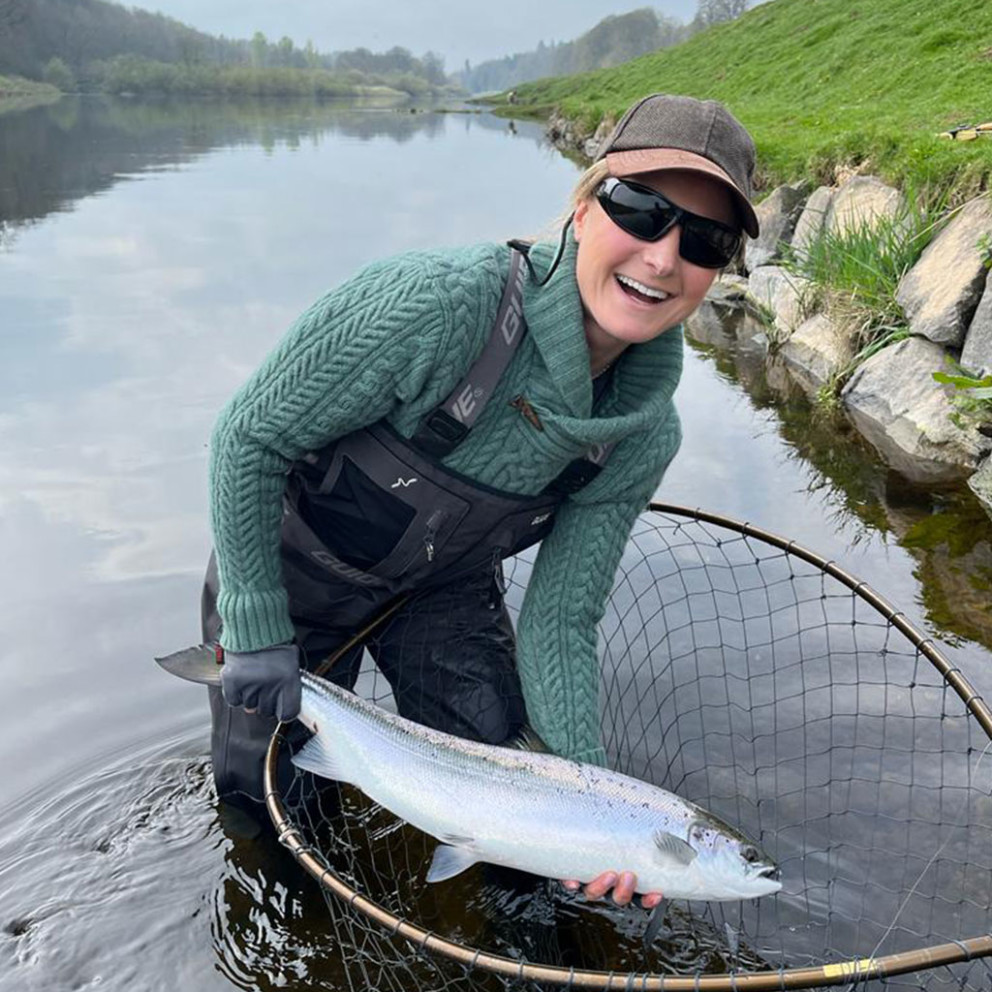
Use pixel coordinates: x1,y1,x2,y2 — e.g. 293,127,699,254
261,504,992,989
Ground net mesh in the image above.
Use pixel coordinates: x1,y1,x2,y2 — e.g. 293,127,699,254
275,507,992,991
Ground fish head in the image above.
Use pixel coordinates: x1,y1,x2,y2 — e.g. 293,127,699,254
685,818,781,900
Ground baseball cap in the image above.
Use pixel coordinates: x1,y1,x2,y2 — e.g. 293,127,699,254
595,93,759,237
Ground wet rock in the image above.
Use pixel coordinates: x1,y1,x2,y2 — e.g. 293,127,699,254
686,276,764,351
781,312,856,398
825,176,907,237
747,265,812,342
841,336,989,483
960,270,992,377
968,456,992,522
747,184,806,270
791,186,834,259
896,197,992,348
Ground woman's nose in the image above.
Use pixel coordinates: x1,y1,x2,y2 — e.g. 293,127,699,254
641,226,681,273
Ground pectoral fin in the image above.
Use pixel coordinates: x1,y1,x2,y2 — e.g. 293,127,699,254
426,841,479,883
291,734,355,785
653,830,697,866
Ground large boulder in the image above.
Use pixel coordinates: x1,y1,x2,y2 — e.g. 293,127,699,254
896,197,992,348
840,336,989,484
790,186,835,259
747,184,806,270
747,265,812,342
824,176,907,237
960,270,992,377
781,312,856,398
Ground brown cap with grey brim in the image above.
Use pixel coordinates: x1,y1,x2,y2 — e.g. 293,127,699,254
595,93,759,238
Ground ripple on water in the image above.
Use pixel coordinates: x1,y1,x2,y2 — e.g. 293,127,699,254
0,732,230,992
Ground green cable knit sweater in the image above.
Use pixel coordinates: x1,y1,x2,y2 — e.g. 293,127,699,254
209,233,683,763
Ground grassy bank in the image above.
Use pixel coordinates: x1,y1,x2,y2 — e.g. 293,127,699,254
504,0,992,200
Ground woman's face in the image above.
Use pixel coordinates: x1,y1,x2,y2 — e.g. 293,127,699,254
573,169,738,356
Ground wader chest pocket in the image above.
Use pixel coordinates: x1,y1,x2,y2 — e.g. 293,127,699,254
299,445,471,582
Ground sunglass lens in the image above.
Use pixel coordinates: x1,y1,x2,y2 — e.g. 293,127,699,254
681,222,740,268
600,182,674,241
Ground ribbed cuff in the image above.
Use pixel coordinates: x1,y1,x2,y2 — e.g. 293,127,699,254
217,586,296,652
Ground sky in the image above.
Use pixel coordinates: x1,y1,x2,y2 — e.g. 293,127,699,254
136,0,702,70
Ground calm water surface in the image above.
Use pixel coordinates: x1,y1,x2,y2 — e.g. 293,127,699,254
1,96,990,991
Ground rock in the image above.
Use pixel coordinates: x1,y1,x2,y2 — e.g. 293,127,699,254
960,270,992,377
685,275,765,351
747,265,812,341
896,197,992,348
825,176,908,238
841,336,990,483
747,184,806,270
968,456,992,522
583,116,614,159
790,186,835,260
781,312,856,398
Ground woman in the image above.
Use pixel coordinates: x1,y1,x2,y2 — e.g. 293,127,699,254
202,92,759,907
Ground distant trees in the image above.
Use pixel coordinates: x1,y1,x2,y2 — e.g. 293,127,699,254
0,0,451,97
456,8,688,94
692,0,752,30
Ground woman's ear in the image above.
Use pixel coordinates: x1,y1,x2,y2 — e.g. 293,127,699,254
573,199,589,242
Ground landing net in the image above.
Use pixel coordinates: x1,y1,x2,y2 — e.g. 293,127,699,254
266,503,992,990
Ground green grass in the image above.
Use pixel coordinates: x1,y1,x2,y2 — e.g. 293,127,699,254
505,0,992,200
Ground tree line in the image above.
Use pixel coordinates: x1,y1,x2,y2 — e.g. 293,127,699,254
456,2,751,94
0,0,450,97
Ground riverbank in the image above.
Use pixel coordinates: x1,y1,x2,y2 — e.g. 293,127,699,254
0,75,61,113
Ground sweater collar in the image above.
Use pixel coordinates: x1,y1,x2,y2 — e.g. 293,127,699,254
519,231,684,441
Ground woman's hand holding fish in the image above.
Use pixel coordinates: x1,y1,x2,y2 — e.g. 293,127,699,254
562,871,664,908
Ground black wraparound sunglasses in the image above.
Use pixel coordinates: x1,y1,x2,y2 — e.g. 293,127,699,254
595,177,742,269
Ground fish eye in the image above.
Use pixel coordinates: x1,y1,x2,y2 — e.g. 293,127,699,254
741,845,760,864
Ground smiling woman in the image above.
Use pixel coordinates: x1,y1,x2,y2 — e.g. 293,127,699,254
202,92,759,909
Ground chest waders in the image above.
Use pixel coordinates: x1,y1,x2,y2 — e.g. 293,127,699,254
203,247,615,810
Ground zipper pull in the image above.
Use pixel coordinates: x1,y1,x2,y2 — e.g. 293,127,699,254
488,547,506,608
424,510,444,563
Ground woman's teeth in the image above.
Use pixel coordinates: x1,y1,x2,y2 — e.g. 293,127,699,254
616,274,670,301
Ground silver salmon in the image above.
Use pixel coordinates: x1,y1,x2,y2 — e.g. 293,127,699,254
158,645,781,901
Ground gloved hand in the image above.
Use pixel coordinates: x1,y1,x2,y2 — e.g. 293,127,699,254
220,643,302,722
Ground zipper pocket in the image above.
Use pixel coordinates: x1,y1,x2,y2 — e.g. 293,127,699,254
399,509,447,573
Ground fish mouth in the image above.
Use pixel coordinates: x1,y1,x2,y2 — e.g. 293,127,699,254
756,864,780,882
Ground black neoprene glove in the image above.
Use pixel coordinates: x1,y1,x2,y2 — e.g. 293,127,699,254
220,643,302,722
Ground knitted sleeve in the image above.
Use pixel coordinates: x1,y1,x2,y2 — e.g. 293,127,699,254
209,251,484,652
514,405,682,764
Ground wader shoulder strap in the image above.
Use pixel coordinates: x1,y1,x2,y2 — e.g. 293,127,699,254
411,247,528,459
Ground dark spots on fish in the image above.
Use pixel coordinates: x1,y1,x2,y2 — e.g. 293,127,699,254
313,721,319,735
4,917,33,937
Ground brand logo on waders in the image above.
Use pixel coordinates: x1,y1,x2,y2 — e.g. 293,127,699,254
500,266,526,345
310,550,380,586
453,384,483,423
391,477,418,488
531,512,552,526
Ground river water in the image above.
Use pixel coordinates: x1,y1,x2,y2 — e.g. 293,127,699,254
0,95,990,991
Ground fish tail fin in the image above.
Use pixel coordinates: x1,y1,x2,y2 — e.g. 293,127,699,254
155,644,224,686
291,733,355,785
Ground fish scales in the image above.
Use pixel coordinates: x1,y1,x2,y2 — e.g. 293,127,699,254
154,647,779,901
295,672,780,901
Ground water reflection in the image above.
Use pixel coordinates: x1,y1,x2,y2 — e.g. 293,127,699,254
0,96,516,244
681,336,992,650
